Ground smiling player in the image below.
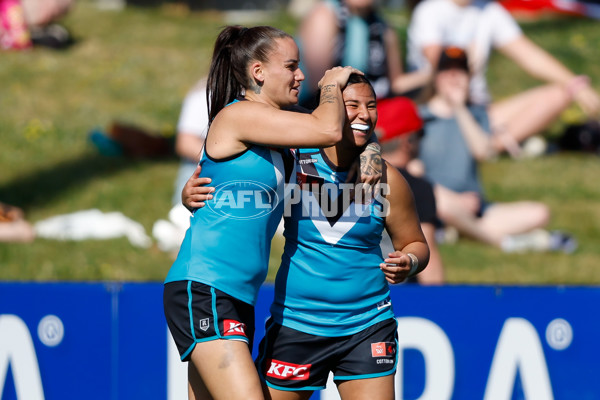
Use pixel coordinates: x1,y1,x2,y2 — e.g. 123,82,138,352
255,74,430,400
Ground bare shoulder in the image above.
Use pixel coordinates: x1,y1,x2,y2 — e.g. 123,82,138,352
383,161,412,200
212,101,269,125
210,100,311,149
384,161,405,186
218,100,268,114
206,102,269,154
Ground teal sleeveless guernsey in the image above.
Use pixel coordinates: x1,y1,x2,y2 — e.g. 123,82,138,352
270,148,395,336
165,142,290,306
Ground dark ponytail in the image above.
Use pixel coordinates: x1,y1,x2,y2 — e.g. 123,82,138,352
207,25,293,123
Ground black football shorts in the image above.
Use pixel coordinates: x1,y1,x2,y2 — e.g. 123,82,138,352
164,280,255,361
256,318,398,391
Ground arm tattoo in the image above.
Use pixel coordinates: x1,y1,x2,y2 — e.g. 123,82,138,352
360,144,382,177
366,142,380,153
320,84,338,104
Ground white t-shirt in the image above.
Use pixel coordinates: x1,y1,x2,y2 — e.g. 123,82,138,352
407,0,522,104
177,83,209,139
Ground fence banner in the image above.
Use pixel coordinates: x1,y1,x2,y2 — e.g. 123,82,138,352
1,282,598,399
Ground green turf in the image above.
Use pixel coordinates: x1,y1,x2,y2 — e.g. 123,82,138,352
1,2,599,284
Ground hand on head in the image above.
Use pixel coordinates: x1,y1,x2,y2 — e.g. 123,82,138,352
318,66,363,90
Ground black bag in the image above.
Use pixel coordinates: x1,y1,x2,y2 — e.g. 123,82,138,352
558,120,600,154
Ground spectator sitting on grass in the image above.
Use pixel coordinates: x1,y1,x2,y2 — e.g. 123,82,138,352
416,47,577,253
0,0,74,50
151,78,213,253
377,96,445,284
0,202,35,243
406,0,600,157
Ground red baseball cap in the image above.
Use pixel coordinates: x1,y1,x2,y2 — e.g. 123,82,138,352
376,96,423,142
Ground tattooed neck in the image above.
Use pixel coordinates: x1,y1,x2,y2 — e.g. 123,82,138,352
250,83,262,94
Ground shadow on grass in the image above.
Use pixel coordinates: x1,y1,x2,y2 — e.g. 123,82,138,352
0,152,177,212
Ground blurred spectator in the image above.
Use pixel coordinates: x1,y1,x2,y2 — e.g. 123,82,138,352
406,0,600,157
0,0,74,50
378,96,445,284
296,0,431,109
0,0,31,49
287,0,318,18
170,79,208,206
89,121,174,158
0,202,35,242
152,79,209,253
21,0,72,27
416,47,577,253
556,119,600,154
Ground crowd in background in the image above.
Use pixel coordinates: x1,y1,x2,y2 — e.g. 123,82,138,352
2,0,600,285
160,0,597,285
3,4,598,398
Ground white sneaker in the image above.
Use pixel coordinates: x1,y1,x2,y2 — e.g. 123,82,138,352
501,229,550,253
521,136,548,159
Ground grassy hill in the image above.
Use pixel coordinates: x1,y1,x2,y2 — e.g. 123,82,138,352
1,1,599,284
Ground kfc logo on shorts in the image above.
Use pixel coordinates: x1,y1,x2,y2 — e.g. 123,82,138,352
371,342,395,357
267,359,311,381
223,319,247,337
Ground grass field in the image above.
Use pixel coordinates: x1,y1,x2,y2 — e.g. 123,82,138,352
1,1,599,284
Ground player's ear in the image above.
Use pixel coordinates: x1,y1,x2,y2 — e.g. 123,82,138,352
250,62,264,84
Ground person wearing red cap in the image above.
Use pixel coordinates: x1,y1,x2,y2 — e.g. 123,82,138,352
376,96,424,143
377,96,445,285
415,46,577,253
